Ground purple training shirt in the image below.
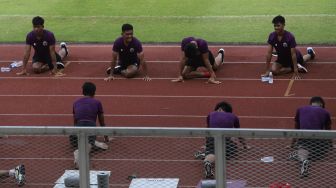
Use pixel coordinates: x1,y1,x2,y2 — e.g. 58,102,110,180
112,37,143,64
73,97,104,124
181,37,209,54
295,106,332,130
207,111,240,128
26,29,56,58
267,30,301,62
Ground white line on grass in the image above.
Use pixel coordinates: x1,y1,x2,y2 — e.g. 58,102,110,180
1,14,335,19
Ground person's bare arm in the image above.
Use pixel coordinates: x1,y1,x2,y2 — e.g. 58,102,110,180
49,45,58,74
172,51,187,82
138,52,151,81
16,45,31,76
262,44,273,76
104,51,118,81
202,52,220,84
98,113,109,142
291,48,300,79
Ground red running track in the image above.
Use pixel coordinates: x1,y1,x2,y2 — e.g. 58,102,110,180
0,44,335,187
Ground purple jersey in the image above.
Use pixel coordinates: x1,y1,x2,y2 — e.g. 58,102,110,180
181,37,209,54
112,37,143,64
26,30,56,58
295,106,331,130
207,111,240,128
267,31,301,63
73,97,104,124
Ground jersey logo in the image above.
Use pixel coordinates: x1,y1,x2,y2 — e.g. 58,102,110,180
130,48,134,53
275,43,278,47
33,43,36,46
120,49,123,52
282,42,288,48
42,41,48,46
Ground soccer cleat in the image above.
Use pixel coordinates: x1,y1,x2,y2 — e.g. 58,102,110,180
288,151,300,161
204,161,214,179
307,47,315,60
194,150,206,160
14,164,25,186
106,65,122,75
56,62,65,69
218,48,225,64
60,42,69,56
300,159,310,177
271,51,278,57
297,64,308,73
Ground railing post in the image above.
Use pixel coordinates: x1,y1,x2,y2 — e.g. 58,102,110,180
215,135,226,188
78,132,90,188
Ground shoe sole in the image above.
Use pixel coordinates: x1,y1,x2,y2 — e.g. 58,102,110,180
56,62,65,69
218,49,225,63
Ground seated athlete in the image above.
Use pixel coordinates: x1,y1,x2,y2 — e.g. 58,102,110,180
262,15,315,80
17,16,69,76
104,23,150,81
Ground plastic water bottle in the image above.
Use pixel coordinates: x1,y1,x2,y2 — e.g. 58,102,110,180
1,67,11,72
268,72,273,84
10,61,23,68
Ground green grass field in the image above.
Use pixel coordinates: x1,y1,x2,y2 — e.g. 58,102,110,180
0,0,335,44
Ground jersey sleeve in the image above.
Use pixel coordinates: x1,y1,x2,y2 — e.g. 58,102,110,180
198,39,209,54
97,101,104,114
288,33,297,48
135,39,143,53
48,32,56,46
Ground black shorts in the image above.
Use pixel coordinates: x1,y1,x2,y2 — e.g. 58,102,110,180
119,59,140,70
185,51,215,70
33,53,62,70
275,52,304,68
295,139,332,161
69,121,97,149
205,137,238,159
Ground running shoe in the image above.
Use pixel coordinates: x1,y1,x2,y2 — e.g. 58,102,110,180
297,64,308,73
14,164,25,186
56,62,65,69
288,151,300,161
194,150,206,160
272,51,278,57
106,65,122,75
218,48,225,64
204,161,214,179
60,42,69,56
307,47,315,60
300,159,310,177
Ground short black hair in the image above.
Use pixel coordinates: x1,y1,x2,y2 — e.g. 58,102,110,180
32,16,44,26
122,23,133,32
272,15,285,25
82,82,96,97
184,43,198,58
310,96,325,108
214,101,233,113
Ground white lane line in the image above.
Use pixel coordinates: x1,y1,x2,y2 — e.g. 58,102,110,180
0,157,199,162
0,76,335,81
1,113,335,119
1,60,335,64
0,94,336,100
1,114,335,119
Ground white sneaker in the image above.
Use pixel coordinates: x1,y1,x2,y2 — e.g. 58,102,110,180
60,42,69,56
217,48,225,64
307,47,315,60
297,64,308,73
14,164,25,186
